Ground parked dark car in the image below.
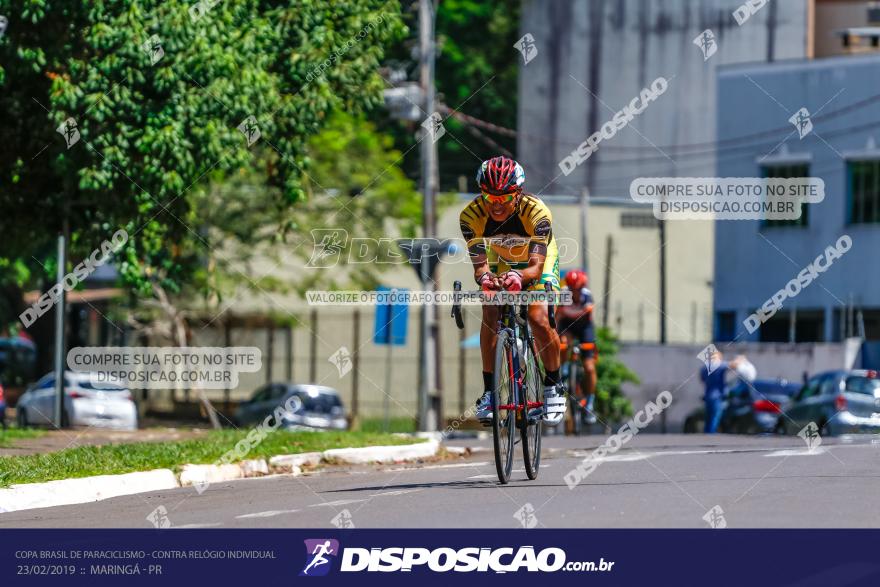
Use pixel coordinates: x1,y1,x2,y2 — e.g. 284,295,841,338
720,378,802,434
683,378,802,434
234,383,347,431
775,370,880,436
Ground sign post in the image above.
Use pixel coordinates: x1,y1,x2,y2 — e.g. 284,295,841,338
374,287,408,431
396,239,456,431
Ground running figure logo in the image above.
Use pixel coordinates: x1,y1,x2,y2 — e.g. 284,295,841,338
692,29,717,61
300,539,340,577
789,107,813,139
514,33,538,65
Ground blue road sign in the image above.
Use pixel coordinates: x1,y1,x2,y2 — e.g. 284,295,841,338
373,287,408,345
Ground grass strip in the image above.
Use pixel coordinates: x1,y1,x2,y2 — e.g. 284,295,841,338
0,426,46,448
0,429,423,487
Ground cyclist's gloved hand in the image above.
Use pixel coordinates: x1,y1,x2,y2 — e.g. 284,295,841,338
500,270,523,292
477,272,498,292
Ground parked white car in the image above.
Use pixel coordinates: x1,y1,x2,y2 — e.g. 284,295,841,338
16,371,138,430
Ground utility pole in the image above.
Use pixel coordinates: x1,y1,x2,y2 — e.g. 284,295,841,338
53,218,68,428
418,0,438,431
659,218,667,344
579,187,589,272
601,234,613,330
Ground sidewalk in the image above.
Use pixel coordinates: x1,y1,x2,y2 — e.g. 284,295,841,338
0,427,208,457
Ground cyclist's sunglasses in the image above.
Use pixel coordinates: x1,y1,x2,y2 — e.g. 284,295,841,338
482,191,517,204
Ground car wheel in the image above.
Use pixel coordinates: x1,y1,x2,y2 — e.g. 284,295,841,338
819,420,833,437
773,420,786,435
17,408,28,428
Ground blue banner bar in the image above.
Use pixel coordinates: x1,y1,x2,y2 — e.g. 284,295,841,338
2,529,879,586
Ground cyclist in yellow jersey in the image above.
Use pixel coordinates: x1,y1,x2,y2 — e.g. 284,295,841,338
460,156,565,426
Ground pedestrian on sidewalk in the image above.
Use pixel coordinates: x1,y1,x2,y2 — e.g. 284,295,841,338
700,350,742,434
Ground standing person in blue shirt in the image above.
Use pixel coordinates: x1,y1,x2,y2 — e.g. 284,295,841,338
700,350,742,434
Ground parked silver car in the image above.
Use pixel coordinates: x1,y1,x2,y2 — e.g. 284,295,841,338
16,371,138,430
776,370,880,436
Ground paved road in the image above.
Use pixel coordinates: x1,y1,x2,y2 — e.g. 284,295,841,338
2,434,879,528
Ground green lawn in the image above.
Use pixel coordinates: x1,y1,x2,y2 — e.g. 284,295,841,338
358,417,417,434
0,429,424,487
0,426,46,448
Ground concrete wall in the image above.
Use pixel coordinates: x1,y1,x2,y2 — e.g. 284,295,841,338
518,0,809,199
715,53,880,341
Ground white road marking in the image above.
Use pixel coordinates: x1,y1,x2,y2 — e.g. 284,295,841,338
235,509,300,519
590,454,650,463
370,489,423,497
467,474,498,479
173,522,222,528
308,499,367,508
764,447,828,457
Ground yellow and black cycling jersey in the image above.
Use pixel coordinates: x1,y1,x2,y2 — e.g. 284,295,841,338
459,193,560,290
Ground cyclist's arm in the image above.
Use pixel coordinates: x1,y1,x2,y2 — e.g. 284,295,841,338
519,249,546,285
460,214,492,283
521,199,552,286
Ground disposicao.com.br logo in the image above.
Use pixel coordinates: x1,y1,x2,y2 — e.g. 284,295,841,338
301,539,340,576
301,541,614,574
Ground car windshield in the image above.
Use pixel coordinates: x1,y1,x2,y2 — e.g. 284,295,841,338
293,391,342,414
844,376,880,396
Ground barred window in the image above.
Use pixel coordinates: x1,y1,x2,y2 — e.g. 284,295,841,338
847,160,880,224
761,163,809,228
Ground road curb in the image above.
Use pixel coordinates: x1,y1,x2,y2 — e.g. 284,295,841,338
322,439,439,464
0,440,443,513
269,452,322,472
0,469,179,513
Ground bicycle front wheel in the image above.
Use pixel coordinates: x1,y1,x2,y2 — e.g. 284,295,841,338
492,329,516,484
521,338,542,480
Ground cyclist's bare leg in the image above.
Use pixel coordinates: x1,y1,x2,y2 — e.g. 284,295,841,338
480,304,500,372
528,301,565,425
527,302,560,371
583,356,597,398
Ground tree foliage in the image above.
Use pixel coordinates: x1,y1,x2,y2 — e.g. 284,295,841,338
595,327,638,424
379,0,520,190
0,0,405,297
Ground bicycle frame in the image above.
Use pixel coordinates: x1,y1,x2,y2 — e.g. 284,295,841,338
451,281,556,417
451,280,555,483
495,303,542,415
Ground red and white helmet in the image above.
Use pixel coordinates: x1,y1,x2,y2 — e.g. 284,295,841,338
476,156,525,195
565,270,588,290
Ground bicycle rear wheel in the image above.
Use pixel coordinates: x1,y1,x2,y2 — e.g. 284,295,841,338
492,329,516,484
521,337,542,480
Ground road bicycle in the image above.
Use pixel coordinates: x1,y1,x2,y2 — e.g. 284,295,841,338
451,280,556,484
560,340,598,436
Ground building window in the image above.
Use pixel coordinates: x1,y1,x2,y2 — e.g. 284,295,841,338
620,212,659,229
847,160,880,224
716,311,736,342
761,163,809,227
754,309,825,342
